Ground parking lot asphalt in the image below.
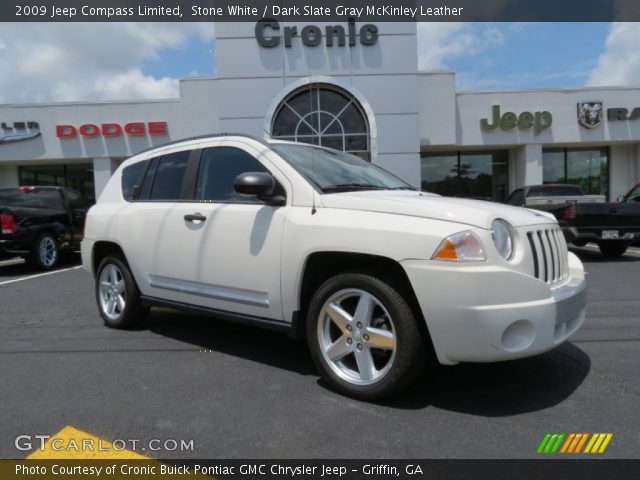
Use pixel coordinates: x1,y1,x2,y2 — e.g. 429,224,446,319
0,248,639,459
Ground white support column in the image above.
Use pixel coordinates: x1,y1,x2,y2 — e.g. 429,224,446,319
513,144,543,189
93,157,118,200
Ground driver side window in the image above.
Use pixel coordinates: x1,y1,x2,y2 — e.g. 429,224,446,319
195,147,274,203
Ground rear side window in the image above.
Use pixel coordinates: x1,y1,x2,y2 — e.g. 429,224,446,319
195,147,270,202
148,151,190,200
121,160,148,201
0,188,64,210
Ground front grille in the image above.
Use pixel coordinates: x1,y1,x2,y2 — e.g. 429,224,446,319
526,227,569,284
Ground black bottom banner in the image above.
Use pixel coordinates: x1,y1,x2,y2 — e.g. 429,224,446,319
3,459,640,480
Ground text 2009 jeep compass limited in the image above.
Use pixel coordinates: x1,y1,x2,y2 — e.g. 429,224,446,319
81,134,587,400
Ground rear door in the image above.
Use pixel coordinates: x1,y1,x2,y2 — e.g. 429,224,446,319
119,148,195,296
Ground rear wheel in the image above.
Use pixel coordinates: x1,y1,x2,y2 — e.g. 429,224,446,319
598,241,627,257
28,233,59,270
307,273,426,400
95,255,148,328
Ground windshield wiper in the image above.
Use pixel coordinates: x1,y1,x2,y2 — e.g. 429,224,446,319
321,183,387,193
388,186,417,191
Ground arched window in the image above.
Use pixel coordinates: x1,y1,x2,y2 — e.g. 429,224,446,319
271,84,370,160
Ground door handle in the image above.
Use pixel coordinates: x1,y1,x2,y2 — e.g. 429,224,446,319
184,213,207,222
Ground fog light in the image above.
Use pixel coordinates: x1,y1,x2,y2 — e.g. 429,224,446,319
501,319,535,352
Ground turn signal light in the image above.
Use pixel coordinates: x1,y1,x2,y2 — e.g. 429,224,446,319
432,231,486,262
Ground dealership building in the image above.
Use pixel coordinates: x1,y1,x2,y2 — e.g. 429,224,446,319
1,22,639,202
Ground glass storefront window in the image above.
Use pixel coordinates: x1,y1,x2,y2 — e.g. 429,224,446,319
18,163,95,203
542,149,565,184
421,151,509,201
542,148,609,198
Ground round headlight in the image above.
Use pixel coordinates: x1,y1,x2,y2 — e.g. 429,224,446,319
491,219,514,260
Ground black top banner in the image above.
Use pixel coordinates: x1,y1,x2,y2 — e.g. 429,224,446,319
3,0,640,22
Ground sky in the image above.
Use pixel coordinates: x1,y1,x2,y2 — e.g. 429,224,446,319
0,22,639,104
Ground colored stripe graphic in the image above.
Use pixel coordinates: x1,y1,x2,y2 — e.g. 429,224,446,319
538,433,613,454
560,433,575,453
550,433,565,453
585,433,614,454
537,434,552,453
567,433,583,453
537,433,565,453
574,433,589,453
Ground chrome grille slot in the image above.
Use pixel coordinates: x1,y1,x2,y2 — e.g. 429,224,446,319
526,227,568,285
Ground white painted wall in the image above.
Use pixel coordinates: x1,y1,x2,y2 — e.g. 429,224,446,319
0,22,639,197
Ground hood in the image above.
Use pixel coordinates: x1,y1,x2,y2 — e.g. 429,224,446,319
319,191,557,229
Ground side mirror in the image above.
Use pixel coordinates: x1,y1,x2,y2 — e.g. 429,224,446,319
616,195,626,203
234,172,285,206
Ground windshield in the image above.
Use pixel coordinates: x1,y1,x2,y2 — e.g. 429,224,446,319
270,143,413,193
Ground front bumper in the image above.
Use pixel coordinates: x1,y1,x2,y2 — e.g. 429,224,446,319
401,252,586,365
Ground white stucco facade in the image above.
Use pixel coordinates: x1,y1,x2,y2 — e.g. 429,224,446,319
0,22,639,200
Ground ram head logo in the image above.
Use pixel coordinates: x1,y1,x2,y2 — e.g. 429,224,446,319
577,102,603,129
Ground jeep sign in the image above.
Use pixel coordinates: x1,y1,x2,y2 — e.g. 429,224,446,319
481,105,552,135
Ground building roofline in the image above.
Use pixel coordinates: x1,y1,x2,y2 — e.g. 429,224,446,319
180,76,218,82
0,98,180,109
457,85,640,95
417,69,455,75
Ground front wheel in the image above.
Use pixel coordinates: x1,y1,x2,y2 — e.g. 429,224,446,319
598,241,627,257
306,273,426,401
95,255,148,329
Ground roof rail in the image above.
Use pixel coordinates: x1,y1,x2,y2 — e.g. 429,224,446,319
136,132,269,155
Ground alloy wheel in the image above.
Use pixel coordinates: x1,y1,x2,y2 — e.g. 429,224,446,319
317,288,397,386
98,263,126,321
39,236,58,267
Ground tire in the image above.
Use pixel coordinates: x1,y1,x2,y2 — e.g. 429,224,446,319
306,273,426,401
598,241,628,257
28,232,59,270
95,254,148,329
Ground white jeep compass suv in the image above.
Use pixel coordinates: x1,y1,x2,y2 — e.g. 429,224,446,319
81,134,587,400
